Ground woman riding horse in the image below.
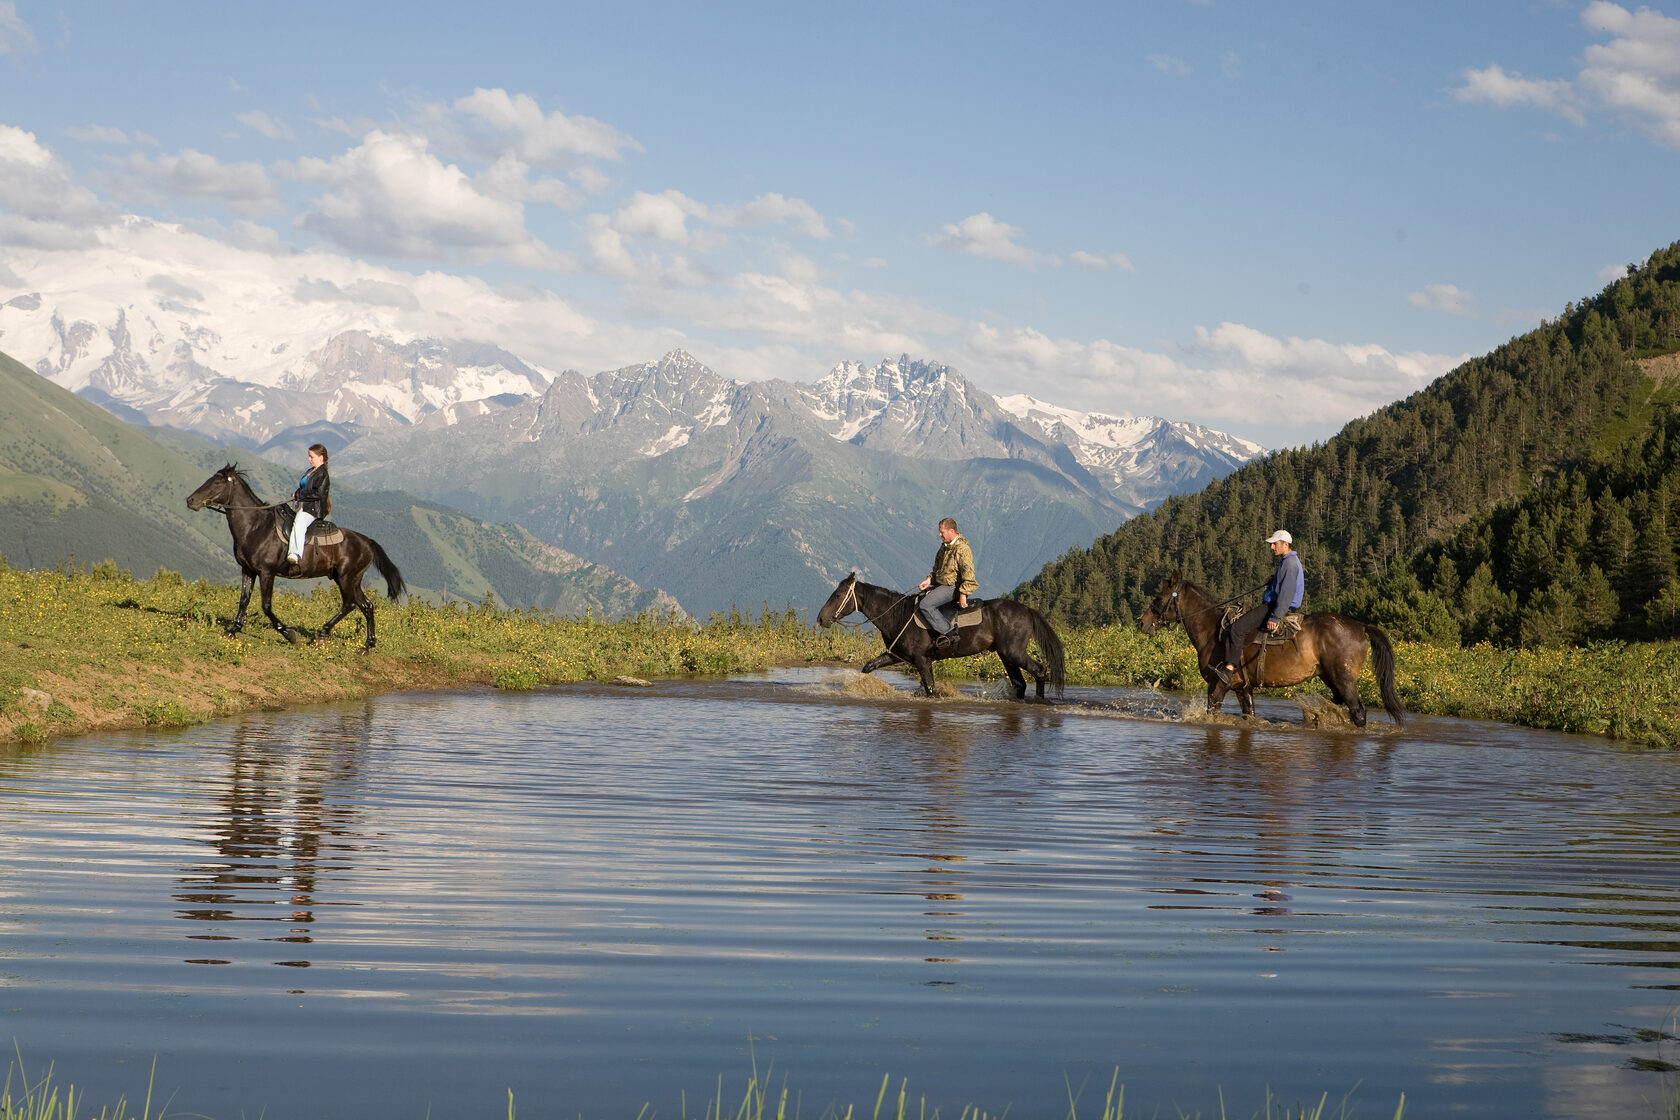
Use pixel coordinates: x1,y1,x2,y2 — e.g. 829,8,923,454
817,571,1065,699
1141,572,1404,727
187,464,405,652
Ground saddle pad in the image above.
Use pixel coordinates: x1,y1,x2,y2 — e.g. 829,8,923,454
273,520,345,547
913,601,985,630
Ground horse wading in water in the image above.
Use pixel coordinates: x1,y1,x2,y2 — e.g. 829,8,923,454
186,465,406,652
817,572,1065,699
1140,572,1404,727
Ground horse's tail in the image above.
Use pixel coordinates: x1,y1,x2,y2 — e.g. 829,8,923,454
369,537,407,602
1029,607,1066,699
1367,625,1405,725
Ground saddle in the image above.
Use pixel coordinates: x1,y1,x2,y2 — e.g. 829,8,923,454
273,510,345,548
1220,604,1304,644
913,597,986,631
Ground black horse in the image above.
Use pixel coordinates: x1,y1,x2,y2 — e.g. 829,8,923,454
186,465,406,652
816,572,1065,699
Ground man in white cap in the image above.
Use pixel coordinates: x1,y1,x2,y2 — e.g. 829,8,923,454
1215,529,1304,686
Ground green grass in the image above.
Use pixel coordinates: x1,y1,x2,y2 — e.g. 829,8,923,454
0,1046,1408,1120
2,559,1678,748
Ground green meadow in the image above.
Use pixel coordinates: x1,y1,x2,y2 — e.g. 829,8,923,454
1,559,1677,749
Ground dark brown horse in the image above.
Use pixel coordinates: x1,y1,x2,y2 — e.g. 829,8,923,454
186,465,406,652
1139,572,1404,727
817,572,1065,699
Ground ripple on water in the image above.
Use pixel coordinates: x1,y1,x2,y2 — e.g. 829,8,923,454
0,672,1674,1119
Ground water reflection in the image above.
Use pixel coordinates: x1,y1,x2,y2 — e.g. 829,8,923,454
173,705,375,973
4,676,1679,1119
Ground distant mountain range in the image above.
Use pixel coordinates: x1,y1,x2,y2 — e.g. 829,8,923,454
334,351,1260,616
0,348,676,618
1,282,1262,616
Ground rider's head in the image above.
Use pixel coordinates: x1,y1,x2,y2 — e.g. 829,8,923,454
1265,529,1292,555
938,517,958,542
308,443,329,467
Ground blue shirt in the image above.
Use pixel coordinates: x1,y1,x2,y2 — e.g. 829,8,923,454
1263,550,1304,618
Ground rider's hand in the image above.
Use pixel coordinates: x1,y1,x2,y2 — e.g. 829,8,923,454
958,595,967,608
918,578,930,590
1265,619,1278,631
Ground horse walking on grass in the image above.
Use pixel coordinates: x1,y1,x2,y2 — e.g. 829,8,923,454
817,572,1065,699
186,465,405,653
1140,572,1404,727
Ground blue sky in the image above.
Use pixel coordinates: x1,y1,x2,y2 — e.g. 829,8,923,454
1,0,1678,447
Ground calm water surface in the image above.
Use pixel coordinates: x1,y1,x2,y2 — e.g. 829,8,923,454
1,669,1678,1118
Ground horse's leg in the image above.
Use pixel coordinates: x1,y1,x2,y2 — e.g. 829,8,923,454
1324,666,1368,726
227,569,256,635
1237,688,1255,717
1002,659,1027,700
313,571,360,644
1010,650,1051,699
258,572,298,643
860,651,902,674
1206,681,1229,713
911,652,937,696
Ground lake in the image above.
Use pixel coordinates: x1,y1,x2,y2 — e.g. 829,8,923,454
1,668,1677,1118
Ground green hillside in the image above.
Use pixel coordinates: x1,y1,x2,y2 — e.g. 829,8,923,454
1016,240,1680,647
0,351,675,617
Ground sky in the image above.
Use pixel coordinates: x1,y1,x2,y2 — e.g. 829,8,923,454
1,0,1678,448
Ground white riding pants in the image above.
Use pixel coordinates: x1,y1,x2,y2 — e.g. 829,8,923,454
288,510,315,561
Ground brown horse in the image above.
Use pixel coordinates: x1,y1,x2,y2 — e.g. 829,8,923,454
186,465,405,652
1139,572,1404,727
817,572,1065,699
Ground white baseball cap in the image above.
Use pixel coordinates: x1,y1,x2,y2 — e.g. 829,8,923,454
1265,530,1292,545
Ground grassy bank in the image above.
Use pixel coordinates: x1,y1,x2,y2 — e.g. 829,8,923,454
0,1052,1410,1120
1,562,1677,748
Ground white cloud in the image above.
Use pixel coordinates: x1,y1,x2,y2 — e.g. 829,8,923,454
1457,4,1680,147
0,2,36,55
954,320,1464,446
1407,282,1476,316
1149,54,1192,77
294,275,421,310
285,130,552,264
1598,262,1632,285
66,124,130,144
1579,1,1680,147
453,87,641,164
237,110,295,141
711,192,832,239
1070,250,1135,272
1455,64,1584,123
475,152,583,210
930,212,1057,269
611,189,708,243
0,124,112,246
123,148,275,213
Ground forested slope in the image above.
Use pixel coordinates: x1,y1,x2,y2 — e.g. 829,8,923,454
1016,240,1680,646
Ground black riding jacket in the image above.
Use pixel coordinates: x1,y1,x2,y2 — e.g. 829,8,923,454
293,466,330,519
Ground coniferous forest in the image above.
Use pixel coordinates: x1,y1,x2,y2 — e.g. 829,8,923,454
1014,240,1680,647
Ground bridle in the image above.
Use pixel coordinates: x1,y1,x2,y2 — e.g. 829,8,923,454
828,578,924,650
199,473,291,515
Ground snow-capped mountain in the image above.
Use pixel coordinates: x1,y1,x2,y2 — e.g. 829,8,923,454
327,349,1264,616
995,393,1264,500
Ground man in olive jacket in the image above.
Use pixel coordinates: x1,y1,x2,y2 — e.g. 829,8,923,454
917,517,979,649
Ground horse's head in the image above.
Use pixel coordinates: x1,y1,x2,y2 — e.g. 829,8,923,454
1139,572,1185,635
186,464,245,512
816,571,860,629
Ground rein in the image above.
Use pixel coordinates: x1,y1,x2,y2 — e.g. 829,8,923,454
832,581,924,651
206,500,291,514
1158,581,1265,625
